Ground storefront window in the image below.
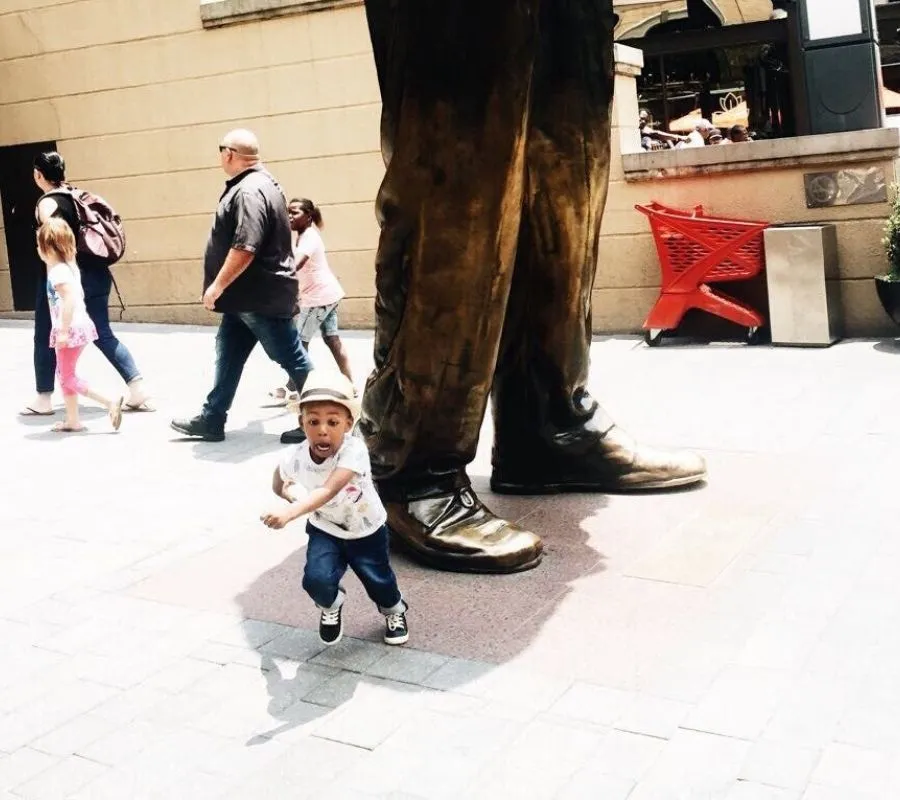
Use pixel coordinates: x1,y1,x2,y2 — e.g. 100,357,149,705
637,42,793,141
617,1,795,146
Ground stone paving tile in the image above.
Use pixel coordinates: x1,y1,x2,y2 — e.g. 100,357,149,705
762,673,856,749
7,324,900,797
556,770,635,800
72,729,228,799
218,735,368,799
683,664,793,740
10,754,108,800
627,728,751,800
88,685,170,727
725,783,801,800
190,641,262,668
547,681,635,728
258,628,327,663
0,749,58,792
363,648,449,685
310,678,424,750
138,657,222,695
614,693,693,740
301,670,367,709
0,681,117,753
799,786,884,800
28,713,120,759
464,717,606,799
423,659,572,712
588,728,668,783
739,740,822,792
75,720,172,767
808,742,893,796
208,618,292,649
309,638,386,673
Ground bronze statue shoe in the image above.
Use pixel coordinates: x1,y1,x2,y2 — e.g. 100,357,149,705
491,424,707,495
385,486,543,574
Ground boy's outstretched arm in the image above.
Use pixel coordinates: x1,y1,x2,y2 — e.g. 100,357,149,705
261,468,355,530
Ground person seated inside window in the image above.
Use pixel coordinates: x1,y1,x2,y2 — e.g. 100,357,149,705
679,119,714,148
639,109,688,150
729,125,751,143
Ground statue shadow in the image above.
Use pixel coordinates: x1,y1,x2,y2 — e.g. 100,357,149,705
873,338,900,354
232,476,611,746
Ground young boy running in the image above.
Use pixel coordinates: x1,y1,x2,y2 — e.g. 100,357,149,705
261,370,409,646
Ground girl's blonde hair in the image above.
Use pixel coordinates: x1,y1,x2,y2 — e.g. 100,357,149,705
37,217,77,265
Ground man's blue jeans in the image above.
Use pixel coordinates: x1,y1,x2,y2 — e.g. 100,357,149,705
302,523,404,613
201,311,312,430
33,266,141,393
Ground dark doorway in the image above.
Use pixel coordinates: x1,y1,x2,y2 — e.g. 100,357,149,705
0,141,56,311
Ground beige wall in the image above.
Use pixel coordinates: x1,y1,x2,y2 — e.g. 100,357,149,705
0,0,382,325
0,1,895,337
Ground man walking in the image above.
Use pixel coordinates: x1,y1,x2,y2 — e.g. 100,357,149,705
171,129,312,442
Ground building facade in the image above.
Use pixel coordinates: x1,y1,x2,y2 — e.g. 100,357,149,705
0,0,897,335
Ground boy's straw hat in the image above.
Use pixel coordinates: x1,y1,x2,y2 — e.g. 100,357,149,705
295,370,360,421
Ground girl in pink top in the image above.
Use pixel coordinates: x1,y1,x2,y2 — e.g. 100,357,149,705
271,198,355,406
37,219,124,433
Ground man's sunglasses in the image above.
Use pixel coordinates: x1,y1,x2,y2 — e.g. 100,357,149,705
218,145,237,153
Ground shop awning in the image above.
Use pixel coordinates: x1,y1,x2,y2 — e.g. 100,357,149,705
667,104,749,133
883,86,900,110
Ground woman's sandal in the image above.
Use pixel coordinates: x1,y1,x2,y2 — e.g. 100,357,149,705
52,421,86,433
109,397,124,431
19,406,55,417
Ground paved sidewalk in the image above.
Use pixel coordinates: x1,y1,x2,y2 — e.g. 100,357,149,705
3,318,900,799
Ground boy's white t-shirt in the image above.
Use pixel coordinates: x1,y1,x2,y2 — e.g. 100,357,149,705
279,435,387,540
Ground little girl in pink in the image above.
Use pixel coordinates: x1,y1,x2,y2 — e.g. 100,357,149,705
37,218,124,433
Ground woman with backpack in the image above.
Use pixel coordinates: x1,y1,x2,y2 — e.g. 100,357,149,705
20,151,154,417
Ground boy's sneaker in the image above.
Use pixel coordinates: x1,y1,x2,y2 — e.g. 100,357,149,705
319,606,343,646
384,609,409,646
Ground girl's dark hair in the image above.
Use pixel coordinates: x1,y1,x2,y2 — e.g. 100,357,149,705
290,197,323,228
33,151,66,185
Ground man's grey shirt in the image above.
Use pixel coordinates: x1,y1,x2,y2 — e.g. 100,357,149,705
203,164,299,317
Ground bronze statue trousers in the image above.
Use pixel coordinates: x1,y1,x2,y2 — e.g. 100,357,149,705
360,0,619,499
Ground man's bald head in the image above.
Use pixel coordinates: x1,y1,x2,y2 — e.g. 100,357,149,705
219,129,261,176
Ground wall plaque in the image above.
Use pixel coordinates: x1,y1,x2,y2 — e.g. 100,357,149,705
804,167,887,208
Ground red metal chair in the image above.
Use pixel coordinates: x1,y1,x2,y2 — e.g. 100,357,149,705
635,201,769,345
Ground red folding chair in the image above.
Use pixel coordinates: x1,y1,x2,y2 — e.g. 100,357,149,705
635,201,769,346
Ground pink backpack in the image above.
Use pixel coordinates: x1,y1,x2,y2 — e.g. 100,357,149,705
46,186,126,266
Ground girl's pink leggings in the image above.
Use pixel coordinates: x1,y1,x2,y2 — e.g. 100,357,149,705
55,345,89,397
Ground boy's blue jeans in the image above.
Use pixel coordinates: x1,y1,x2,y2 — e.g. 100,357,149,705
302,523,404,613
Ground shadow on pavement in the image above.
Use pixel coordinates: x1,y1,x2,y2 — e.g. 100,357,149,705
167,418,288,464
231,481,610,746
873,338,900,354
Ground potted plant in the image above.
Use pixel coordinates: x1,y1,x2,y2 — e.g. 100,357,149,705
876,184,900,326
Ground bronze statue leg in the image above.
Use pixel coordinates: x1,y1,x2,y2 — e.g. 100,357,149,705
360,1,544,572
490,0,707,494
360,0,706,573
